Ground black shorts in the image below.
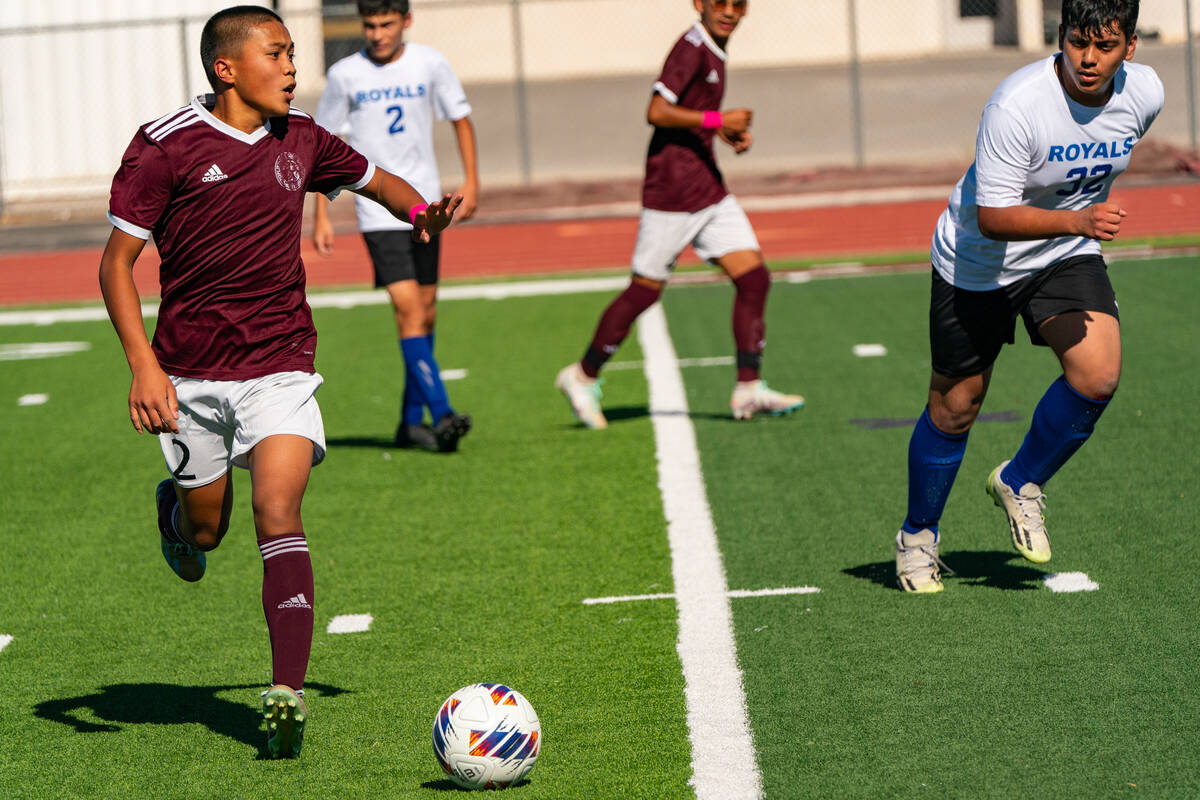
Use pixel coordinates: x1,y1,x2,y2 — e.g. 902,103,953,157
929,254,1119,378
362,230,441,287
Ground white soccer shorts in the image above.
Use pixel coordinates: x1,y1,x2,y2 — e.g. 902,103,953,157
631,194,761,282
158,371,326,488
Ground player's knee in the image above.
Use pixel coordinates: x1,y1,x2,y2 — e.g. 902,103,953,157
252,496,303,535
928,399,979,435
188,520,227,552
1070,369,1120,402
733,263,769,299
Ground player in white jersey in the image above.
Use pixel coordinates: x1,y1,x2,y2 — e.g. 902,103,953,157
894,0,1164,593
313,0,478,453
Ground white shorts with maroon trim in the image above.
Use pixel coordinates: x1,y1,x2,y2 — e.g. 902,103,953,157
158,371,326,488
631,194,760,282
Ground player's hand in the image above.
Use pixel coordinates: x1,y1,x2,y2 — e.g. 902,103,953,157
720,129,753,154
719,108,753,134
312,215,335,256
1075,202,1126,240
411,193,463,242
129,362,178,434
455,180,479,223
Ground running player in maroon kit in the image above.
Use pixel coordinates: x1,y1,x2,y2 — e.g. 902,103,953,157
98,6,459,758
556,0,803,428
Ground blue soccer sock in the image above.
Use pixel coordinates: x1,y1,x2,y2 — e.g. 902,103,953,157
1001,375,1109,490
399,338,425,426
400,335,453,422
902,408,970,536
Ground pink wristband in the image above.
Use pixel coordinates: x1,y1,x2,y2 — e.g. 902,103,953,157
408,202,428,224
701,110,723,130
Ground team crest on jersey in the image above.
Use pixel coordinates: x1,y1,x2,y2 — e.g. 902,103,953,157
274,152,306,192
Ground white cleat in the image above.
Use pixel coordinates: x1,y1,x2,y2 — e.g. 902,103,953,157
986,460,1051,563
730,380,804,420
895,528,952,594
555,363,608,429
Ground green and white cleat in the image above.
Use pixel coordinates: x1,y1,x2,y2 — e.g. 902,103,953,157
555,362,608,429
731,380,804,420
262,685,307,758
156,479,205,582
986,461,1051,564
895,528,952,594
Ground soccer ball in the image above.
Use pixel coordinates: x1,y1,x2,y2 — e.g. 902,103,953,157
432,683,541,790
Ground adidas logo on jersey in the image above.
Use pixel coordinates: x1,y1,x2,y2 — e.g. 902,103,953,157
706,69,720,84
277,593,311,610
201,163,229,183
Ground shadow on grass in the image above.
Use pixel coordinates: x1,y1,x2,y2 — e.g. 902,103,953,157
844,550,1047,592
33,681,348,758
565,405,796,426
326,435,395,449
420,778,532,792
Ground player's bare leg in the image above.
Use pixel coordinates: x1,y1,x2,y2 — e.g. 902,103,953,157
157,472,232,581
991,311,1121,563
389,279,469,452
247,434,315,757
717,249,803,419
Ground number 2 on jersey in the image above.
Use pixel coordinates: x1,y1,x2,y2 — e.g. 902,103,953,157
387,105,405,134
1057,163,1112,197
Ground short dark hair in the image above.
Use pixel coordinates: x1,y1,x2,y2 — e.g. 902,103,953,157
200,5,285,91
1060,0,1139,41
357,0,411,16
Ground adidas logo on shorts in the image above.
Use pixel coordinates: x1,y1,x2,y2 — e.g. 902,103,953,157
277,593,311,610
201,163,229,183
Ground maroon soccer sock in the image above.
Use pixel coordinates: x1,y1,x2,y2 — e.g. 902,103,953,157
732,265,769,382
258,533,314,690
581,281,662,377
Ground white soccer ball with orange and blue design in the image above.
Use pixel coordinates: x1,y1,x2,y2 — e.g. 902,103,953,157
432,683,541,790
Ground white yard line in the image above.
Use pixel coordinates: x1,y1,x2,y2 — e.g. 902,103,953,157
582,585,821,605
637,303,762,800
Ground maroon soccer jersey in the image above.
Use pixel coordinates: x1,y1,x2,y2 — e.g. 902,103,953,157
641,22,729,213
108,96,373,380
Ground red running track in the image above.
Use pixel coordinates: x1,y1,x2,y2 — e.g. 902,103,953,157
2,181,1197,306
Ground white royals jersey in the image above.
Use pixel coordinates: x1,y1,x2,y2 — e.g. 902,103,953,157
316,43,471,232
931,55,1163,290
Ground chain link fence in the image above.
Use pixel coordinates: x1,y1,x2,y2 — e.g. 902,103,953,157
1,0,1196,213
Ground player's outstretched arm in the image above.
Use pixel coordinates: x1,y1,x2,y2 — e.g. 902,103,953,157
354,168,463,242
98,228,179,434
451,116,480,221
311,194,336,256
977,202,1127,242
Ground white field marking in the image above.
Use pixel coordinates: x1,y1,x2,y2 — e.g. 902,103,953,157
605,355,735,372
0,341,91,360
0,635,11,653
852,343,888,357
18,394,49,406
2,267,953,327
440,368,468,381
327,613,373,634
582,585,822,605
1043,572,1099,593
637,302,763,800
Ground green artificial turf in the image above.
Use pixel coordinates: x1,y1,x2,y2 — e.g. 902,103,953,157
0,257,1196,798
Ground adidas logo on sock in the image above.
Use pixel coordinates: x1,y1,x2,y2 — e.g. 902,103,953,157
277,593,311,609
201,163,229,183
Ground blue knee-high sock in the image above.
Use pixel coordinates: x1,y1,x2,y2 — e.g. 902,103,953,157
399,339,424,426
1001,375,1109,490
902,408,969,536
400,336,453,422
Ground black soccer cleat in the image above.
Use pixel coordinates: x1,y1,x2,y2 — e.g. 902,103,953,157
433,413,472,453
394,422,439,452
